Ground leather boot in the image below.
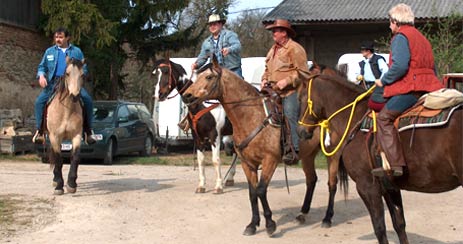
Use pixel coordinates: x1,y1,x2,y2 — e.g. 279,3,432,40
85,129,96,145
32,130,45,144
371,108,406,177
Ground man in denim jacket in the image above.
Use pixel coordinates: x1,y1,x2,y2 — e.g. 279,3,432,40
33,27,95,144
191,14,243,78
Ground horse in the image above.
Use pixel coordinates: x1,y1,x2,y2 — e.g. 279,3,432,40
297,74,463,244
46,57,86,195
153,58,236,194
182,55,343,235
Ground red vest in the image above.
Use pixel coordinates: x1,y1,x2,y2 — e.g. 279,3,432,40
383,25,443,98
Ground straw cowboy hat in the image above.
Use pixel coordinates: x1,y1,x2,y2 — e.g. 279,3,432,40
208,14,226,24
265,19,296,37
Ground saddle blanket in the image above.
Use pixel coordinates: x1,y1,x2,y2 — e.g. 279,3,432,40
360,103,462,133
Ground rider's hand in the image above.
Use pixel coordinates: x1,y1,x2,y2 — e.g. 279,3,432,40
191,63,197,71
275,79,289,90
261,79,268,88
38,75,47,88
356,75,364,81
221,47,229,57
375,79,383,87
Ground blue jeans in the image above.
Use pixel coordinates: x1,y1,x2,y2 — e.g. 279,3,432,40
385,93,418,113
230,67,243,79
34,82,93,130
283,92,300,151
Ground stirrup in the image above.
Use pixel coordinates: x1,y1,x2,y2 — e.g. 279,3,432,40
282,151,299,165
32,130,45,144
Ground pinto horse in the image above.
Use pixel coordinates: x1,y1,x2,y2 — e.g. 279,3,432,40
297,75,463,244
46,57,86,195
153,59,235,194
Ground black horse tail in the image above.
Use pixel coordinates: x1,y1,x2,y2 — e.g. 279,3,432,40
338,155,349,200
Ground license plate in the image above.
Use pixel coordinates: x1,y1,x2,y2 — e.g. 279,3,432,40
61,143,72,151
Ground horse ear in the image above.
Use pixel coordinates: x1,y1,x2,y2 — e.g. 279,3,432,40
211,53,219,68
66,56,70,64
81,58,85,65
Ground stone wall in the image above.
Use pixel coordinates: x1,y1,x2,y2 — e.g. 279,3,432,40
0,23,50,118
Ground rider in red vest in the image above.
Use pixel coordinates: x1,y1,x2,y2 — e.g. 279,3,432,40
372,3,443,177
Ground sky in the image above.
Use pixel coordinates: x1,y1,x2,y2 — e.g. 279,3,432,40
228,0,283,20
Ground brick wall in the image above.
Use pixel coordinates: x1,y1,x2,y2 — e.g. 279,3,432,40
0,23,49,117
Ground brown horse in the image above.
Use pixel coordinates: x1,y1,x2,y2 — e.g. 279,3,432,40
47,57,85,195
182,56,343,235
153,59,235,193
297,74,463,244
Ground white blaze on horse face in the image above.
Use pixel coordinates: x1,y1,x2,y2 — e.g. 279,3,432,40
153,67,162,99
66,64,83,96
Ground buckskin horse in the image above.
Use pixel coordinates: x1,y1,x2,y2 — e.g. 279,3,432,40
153,58,235,194
297,74,462,244
182,55,343,235
46,57,86,195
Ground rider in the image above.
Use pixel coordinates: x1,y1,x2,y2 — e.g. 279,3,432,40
261,19,311,164
33,27,96,145
371,4,443,177
191,14,243,78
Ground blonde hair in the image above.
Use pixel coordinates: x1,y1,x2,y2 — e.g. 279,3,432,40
388,3,415,26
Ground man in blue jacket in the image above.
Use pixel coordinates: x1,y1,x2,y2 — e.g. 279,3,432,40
191,14,243,78
33,27,95,144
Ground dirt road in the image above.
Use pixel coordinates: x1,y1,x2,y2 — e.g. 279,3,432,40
1,160,462,244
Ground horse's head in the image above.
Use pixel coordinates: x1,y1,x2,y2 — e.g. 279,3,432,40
65,57,84,100
152,58,189,101
182,55,223,106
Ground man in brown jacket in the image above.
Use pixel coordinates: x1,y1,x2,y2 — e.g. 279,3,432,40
261,19,310,164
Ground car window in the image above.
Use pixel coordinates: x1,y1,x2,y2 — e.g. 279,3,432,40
93,106,115,123
137,104,151,120
127,105,139,121
118,105,130,122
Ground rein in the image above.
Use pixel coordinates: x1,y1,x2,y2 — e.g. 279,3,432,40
298,78,375,156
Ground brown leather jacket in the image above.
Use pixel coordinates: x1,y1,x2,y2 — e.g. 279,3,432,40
262,38,310,96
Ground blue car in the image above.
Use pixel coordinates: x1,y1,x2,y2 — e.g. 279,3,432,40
37,100,156,165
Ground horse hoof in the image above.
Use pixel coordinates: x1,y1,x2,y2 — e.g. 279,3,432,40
213,188,223,194
52,181,58,187
225,180,234,186
295,214,306,224
266,220,277,236
195,187,206,193
53,189,64,195
243,225,256,236
66,186,77,194
321,220,332,228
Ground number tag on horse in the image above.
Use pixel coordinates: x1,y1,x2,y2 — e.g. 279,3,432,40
61,143,72,151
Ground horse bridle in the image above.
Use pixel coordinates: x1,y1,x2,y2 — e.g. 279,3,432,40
158,62,193,99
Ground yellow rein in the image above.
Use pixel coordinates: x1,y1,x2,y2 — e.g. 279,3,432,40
298,78,376,156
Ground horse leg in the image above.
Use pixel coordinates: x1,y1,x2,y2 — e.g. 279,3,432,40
321,155,339,228
49,135,64,195
195,149,206,193
296,140,318,224
257,158,278,236
211,141,223,194
356,180,389,244
242,162,260,236
383,189,409,244
66,136,81,194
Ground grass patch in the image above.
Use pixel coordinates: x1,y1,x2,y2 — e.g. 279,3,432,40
0,154,40,162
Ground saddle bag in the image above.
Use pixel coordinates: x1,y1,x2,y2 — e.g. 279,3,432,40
423,88,463,109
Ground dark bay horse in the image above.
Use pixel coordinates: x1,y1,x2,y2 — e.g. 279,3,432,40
182,56,343,235
153,59,235,194
297,75,463,244
47,57,86,195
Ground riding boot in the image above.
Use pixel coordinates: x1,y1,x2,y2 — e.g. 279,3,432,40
371,108,406,177
32,130,45,144
84,128,96,145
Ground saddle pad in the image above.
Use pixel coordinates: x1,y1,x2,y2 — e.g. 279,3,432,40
360,104,462,133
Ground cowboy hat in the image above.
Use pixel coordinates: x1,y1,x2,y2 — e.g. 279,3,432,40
360,40,375,52
208,14,226,24
265,19,296,37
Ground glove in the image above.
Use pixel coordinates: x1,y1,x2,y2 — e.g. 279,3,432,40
356,75,364,81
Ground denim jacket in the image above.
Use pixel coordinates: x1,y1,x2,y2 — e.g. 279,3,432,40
37,44,88,83
195,29,241,70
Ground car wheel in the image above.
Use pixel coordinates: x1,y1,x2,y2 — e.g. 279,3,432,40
103,139,114,165
140,136,153,156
